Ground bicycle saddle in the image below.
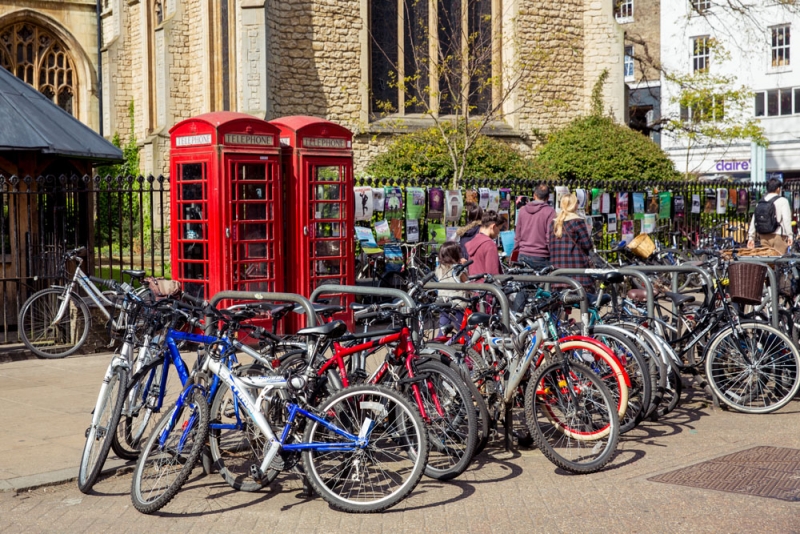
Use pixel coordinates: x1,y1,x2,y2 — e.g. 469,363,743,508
296,320,348,339
467,313,494,327
123,269,147,279
293,303,346,317
626,288,662,302
662,291,696,307
589,272,624,284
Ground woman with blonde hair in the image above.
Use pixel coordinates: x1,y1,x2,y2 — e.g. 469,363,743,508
549,193,594,293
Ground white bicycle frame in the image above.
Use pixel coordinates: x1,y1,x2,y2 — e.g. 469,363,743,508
52,256,128,329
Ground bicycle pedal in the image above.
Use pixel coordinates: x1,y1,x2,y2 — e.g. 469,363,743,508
249,464,263,481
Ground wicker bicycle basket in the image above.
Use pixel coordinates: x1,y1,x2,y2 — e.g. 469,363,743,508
727,262,768,305
626,233,656,259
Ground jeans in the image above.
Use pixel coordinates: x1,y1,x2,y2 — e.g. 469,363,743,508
519,254,550,272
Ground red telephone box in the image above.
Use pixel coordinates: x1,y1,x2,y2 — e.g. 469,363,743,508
170,112,284,300
271,116,355,327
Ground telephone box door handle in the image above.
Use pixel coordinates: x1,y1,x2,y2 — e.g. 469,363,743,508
303,226,308,236
225,227,230,238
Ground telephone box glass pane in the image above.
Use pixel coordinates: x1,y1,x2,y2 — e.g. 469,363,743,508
240,223,267,240
182,163,203,181
315,204,341,220
316,166,342,181
240,243,267,259
315,184,341,200
315,259,341,276
183,282,205,299
239,262,270,279
314,222,341,237
239,164,266,181
315,241,341,257
180,183,203,201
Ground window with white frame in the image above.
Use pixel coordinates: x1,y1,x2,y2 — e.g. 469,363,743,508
680,95,724,123
370,0,495,118
615,0,633,22
624,46,635,80
690,0,711,14
692,36,710,72
771,25,790,68
755,87,800,117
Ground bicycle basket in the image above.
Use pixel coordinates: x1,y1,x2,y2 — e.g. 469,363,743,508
626,233,655,259
727,262,767,305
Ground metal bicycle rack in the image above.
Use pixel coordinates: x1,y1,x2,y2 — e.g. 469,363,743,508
551,268,656,319
207,291,318,330
622,265,715,313
423,282,511,329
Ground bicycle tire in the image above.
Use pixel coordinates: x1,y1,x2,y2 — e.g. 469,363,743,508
131,388,209,514
19,287,91,359
704,322,800,414
419,343,491,455
78,366,127,493
405,358,478,480
524,360,620,474
112,352,179,460
208,364,281,492
558,340,629,420
302,384,428,513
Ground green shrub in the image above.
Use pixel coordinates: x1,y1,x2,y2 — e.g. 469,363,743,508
535,115,681,182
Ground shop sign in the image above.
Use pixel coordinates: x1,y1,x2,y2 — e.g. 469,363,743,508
715,159,750,172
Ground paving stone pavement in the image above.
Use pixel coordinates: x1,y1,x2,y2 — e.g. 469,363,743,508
2,354,800,532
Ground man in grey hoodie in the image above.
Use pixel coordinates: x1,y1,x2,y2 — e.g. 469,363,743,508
512,184,556,271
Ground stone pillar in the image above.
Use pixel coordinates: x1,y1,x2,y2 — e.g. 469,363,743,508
238,0,269,116
583,0,626,123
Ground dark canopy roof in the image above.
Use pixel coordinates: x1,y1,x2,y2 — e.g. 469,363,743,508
0,66,123,162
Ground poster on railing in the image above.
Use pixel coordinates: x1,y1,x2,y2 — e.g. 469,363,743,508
465,189,478,205
607,213,617,232
601,192,611,214
478,188,490,209
591,189,602,215
375,219,391,245
555,186,569,212
428,222,446,244
704,189,715,214
499,188,512,214
621,220,634,244
390,219,404,241
372,188,385,212
575,189,587,210
794,192,800,211
691,194,701,214
674,195,685,218
728,188,737,209
446,226,459,242
737,190,749,214
355,226,381,253
487,189,500,212
716,188,728,214
445,190,463,221
384,187,403,218
428,187,444,219
406,187,425,220
617,192,629,220
643,213,657,234
647,193,659,215
659,191,672,219
499,230,515,256
632,192,644,220
406,219,420,243
354,186,374,221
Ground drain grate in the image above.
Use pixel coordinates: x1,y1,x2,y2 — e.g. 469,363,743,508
649,446,800,502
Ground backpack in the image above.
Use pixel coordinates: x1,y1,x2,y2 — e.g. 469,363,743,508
754,196,780,235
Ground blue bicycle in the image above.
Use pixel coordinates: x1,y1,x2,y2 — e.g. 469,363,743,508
130,312,429,514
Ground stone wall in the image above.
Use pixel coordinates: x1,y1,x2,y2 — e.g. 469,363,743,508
622,0,661,82
583,0,626,123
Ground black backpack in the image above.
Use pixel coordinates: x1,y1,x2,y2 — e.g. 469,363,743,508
754,196,780,235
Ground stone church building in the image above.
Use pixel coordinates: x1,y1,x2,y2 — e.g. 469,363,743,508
0,0,626,177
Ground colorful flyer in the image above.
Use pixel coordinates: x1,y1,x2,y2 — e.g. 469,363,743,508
659,191,672,219
499,230,516,256
621,220,634,245
384,187,403,219
643,213,657,234
428,222,446,244
406,187,426,220
674,195,685,218
716,188,728,214
576,189,588,210
465,190,478,205
427,187,444,219
446,190,463,222
355,226,380,252
601,192,611,214
406,219,419,243
499,188,512,213
445,226,459,242
738,190,749,214
591,188,602,215
375,219,391,245
632,192,645,220
390,219,403,241
372,187,385,212
647,193,659,215
729,188,737,209
704,189,715,214
607,213,617,233
617,192,629,221
487,189,500,212
555,186,570,212
354,186,374,222
478,188,490,209
691,194,701,214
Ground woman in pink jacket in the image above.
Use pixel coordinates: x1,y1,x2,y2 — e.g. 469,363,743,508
465,211,504,278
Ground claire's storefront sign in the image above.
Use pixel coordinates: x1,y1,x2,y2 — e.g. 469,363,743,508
715,159,750,172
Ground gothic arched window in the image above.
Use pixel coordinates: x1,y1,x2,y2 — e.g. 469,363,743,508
0,22,77,115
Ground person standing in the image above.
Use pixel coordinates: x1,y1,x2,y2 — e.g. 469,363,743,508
466,211,504,278
512,184,556,271
748,178,793,254
457,202,484,259
549,194,594,294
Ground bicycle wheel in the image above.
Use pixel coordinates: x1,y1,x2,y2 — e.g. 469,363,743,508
208,364,281,492
112,353,180,460
19,287,90,358
524,360,619,474
558,340,629,421
78,366,127,493
704,322,800,414
131,388,209,514
302,384,428,513
405,359,478,480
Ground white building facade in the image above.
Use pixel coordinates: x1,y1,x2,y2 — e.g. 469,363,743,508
661,1,800,181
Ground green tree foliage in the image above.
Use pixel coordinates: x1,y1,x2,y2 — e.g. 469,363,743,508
536,115,681,182
95,101,142,247
365,125,556,183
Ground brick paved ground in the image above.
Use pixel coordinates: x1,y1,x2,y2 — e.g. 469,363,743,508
2,355,800,532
